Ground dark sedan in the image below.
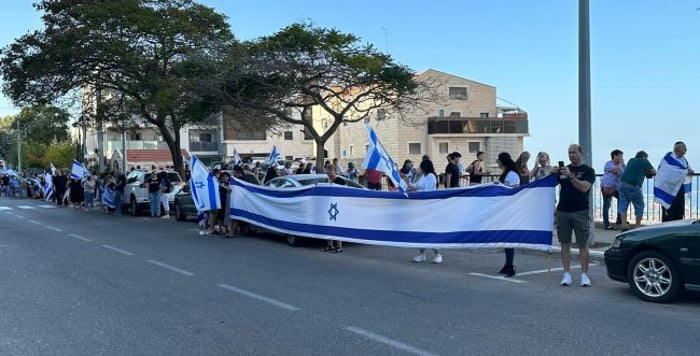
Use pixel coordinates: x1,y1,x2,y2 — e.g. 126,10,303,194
173,171,260,222
604,220,700,303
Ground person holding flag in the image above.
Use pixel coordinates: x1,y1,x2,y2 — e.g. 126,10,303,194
268,145,281,165
233,148,243,167
361,125,407,193
189,155,222,236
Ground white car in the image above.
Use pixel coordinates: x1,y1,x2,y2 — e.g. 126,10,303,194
122,170,184,216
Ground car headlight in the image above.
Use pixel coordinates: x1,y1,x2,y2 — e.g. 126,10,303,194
611,239,622,248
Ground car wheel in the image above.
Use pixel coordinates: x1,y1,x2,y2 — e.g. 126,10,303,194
130,198,140,216
626,250,682,303
286,234,302,247
174,201,185,221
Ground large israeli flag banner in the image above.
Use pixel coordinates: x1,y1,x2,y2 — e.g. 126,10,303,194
230,175,557,250
361,125,408,192
190,155,221,211
70,159,90,180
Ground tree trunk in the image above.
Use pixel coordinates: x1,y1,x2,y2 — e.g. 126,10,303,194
157,122,184,177
315,139,327,174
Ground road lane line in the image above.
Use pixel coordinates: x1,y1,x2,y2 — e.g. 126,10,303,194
68,233,92,242
0,207,12,211
5,211,13,215
28,219,41,225
17,205,34,210
146,259,194,276
45,226,63,232
344,326,438,356
468,273,526,284
517,262,600,277
14,214,26,219
101,244,135,256
217,283,299,311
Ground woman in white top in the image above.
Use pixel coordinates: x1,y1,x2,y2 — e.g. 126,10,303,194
403,159,443,264
497,152,520,277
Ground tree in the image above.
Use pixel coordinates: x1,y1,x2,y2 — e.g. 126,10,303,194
1,0,234,175
220,23,431,171
44,141,77,170
13,106,70,144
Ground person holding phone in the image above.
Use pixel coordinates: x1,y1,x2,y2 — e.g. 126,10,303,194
554,144,596,287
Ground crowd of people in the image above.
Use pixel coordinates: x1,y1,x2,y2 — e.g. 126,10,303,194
2,141,694,288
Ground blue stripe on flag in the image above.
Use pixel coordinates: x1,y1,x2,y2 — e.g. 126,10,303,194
653,186,676,206
207,175,218,209
663,152,687,170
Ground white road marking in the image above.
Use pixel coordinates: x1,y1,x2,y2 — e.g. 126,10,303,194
146,259,194,276
45,226,62,232
517,262,599,277
0,207,12,211
344,326,438,356
14,214,26,219
5,211,13,215
28,219,41,225
218,283,300,311
38,205,56,209
68,233,92,242
468,273,526,284
101,244,134,256
17,205,34,210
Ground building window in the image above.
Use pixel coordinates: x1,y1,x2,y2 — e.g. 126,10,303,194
480,112,489,118
349,145,354,157
438,109,445,117
408,143,422,155
284,131,293,140
468,142,480,153
438,142,449,154
448,87,468,100
450,112,461,117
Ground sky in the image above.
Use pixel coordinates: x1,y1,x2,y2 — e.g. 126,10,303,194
1,0,699,170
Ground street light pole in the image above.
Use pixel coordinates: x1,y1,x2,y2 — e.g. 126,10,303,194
16,117,22,172
579,0,594,245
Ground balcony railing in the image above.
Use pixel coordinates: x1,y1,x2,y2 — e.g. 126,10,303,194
107,140,168,152
427,117,529,135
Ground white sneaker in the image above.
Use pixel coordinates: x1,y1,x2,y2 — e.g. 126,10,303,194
161,214,170,219
560,272,572,286
412,254,426,263
432,254,443,264
581,273,592,287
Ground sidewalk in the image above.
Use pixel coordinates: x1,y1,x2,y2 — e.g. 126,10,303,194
550,221,619,261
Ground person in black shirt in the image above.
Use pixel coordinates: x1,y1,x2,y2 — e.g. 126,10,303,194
53,170,68,207
444,152,462,188
113,170,127,215
147,172,161,217
554,144,595,287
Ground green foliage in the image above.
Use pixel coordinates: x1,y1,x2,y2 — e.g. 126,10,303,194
1,0,234,174
43,141,77,169
13,106,70,144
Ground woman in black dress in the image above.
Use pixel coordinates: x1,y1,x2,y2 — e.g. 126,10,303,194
69,177,85,208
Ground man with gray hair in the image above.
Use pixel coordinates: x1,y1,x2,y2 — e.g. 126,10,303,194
554,144,595,287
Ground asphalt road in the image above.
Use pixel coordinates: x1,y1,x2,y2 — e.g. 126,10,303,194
1,197,698,356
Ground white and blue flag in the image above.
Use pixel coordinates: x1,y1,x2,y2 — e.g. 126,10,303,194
230,176,557,250
654,152,690,209
233,148,243,167
102,186,116,209
50,163,57,175
268,145,281,165
44,173,54,201
70,160,90,180
190,155,221,211
361,124,408,193
5,169,18,177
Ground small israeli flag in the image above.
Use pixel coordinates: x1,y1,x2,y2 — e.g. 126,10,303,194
50,163,57,175
102,186,116,209
361,125,408,192
233,148,243,167
190,155,222,211
268,145,281,165
44,173,54,201
70,159,90,180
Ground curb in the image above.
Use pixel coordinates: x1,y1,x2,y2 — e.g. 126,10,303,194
550,246,606,262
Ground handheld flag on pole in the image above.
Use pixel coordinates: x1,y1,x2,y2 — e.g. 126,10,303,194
233,148,243,167
189,155,222,212
44,172,54,201
50,163,57,175
70,159,90,180
268,145,281,165
361,124,408,193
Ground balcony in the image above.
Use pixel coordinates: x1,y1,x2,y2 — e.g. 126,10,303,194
427,117,528,135
107,140,168,152
189,141,219,152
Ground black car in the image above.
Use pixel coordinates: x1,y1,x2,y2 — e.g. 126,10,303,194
604,220,700,303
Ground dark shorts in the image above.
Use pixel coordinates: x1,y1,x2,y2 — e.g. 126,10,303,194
367,182,382,190
556,210,590,246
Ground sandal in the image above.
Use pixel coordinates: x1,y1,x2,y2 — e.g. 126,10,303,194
604,225,617,230
321,246,335,252
331,247,344,253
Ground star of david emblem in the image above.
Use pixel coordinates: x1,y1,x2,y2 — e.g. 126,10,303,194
194,181,206,189
328,202,339,221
